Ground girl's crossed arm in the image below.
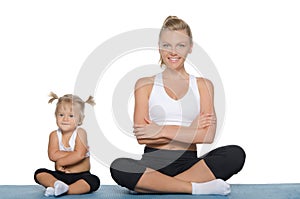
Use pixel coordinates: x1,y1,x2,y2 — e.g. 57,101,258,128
48,128,89,167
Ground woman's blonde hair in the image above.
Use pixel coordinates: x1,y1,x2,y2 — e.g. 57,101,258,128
48,92,95,126
159,16,193,66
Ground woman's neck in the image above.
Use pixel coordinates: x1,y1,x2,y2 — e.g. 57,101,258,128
162,67,189,80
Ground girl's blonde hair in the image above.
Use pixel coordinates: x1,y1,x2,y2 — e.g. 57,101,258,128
48,92,95,126
159,16,193,66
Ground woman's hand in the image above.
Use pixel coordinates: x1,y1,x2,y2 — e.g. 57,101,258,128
190,113,216,129
133,118,164,139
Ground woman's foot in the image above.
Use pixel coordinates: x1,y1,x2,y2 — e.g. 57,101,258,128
191,179,231,195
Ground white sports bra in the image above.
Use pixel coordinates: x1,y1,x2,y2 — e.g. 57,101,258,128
56,128,90,157
149,73,200,127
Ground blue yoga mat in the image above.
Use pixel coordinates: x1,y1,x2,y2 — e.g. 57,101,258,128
0,184,299,199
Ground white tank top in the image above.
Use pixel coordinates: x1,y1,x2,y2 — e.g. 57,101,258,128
149,73,200,126
56,128,90,157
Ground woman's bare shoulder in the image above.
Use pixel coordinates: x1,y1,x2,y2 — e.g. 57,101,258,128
135,76,155,90
196,77,214,90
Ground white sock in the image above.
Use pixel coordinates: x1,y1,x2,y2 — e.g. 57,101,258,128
128,190,138,194
191,179,231,195
44,187,54,197
54,180,69,196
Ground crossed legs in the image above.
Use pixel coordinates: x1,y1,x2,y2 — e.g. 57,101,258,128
34,169,100,196
35,172,90,196
134,160,230,195
110,145,245,195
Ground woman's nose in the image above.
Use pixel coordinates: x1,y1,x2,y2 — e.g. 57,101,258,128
169,47,177,55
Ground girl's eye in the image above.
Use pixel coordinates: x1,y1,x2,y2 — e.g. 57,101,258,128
161,43,171,49
59,114,64,117
69,115,74,118
177,44,185,48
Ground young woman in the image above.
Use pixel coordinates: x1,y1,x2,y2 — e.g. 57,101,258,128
110,16,245,195
34,92,100,197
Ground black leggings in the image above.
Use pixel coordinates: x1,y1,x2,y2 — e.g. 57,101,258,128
34,168,100,193
110,145,245,190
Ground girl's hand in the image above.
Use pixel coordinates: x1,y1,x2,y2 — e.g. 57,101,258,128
190,113,216,129
133,118,164,139
57,165,66,172
63,167,71,173
56,159,66,172
57,165,71,173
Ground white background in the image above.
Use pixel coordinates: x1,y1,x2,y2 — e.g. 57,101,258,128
1,0,299,185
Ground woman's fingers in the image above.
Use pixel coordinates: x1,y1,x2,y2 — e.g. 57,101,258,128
200,113,216,119
133,127,144,134
198,114,216,128
144,117,152,124
133,124,146,128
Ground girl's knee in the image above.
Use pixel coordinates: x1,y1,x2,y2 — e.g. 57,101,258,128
82,175,100,192
34,168,50,183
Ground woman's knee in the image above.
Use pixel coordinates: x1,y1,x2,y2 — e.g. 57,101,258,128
110,158,145,190
229,145,246,172
204,145,246,180
110,158,129,181
221,145,246,179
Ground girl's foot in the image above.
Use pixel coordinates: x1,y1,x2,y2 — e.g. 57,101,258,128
54,180,69,196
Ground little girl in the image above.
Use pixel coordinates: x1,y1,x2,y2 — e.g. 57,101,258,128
34,92,100,197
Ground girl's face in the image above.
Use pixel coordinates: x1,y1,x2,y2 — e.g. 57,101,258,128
55,102,80,133
159,29,193,70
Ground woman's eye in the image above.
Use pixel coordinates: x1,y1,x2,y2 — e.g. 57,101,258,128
177,44,185,48
59,114,64,117
69,115,74,118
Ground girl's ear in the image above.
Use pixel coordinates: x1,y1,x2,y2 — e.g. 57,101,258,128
79,115,85,126
189,43,193,54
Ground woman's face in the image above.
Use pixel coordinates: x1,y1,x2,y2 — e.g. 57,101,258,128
159,29,193,70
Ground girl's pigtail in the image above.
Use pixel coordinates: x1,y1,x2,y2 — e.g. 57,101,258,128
85,96,96,106
48,92,59,104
